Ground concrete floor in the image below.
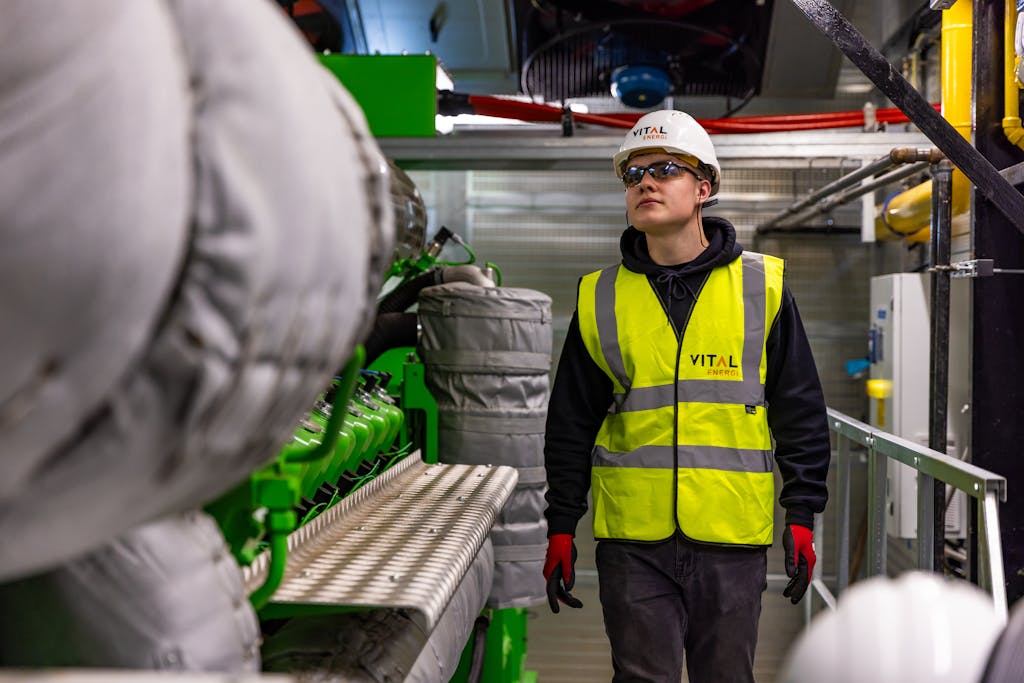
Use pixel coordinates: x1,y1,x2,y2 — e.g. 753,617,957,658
525,505,809,682
524,571,805,682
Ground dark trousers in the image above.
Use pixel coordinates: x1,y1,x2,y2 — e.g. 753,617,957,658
595,534,767,683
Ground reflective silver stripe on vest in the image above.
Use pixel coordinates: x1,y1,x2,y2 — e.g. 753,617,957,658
593,444,773,473
738,252,767,397
611,252,768,412
615,380,761,412
595,265,630,393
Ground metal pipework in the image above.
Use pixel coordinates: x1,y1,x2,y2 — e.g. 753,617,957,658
756,151,932,233
875,2,975,243
788,163,929,227
756,155,897,233
890,147,947,164
789,0,1024,234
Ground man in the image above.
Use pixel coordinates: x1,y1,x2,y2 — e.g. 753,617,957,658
542,109,830,683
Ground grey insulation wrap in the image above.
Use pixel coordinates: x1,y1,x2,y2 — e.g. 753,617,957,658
0,512,260,671
261,538,495,682
0,0,393,581
418,283,552,609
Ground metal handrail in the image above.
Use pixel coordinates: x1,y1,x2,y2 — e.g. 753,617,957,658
808,408,1008,625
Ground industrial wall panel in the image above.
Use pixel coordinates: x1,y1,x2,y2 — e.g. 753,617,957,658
410,169,873,421
746,234,871,419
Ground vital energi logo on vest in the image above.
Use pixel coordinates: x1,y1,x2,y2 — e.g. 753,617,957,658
690,353,740,378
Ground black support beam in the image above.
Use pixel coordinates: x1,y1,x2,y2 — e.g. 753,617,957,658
972,0,1024,605
788,0,1024,234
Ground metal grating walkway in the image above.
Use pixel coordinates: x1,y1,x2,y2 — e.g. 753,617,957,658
242,454,518,631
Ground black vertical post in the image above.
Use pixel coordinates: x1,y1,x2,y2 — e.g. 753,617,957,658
928,160,953,574
787,0,1024,229
973,0,1024,603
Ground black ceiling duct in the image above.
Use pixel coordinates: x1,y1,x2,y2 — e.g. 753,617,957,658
516,0,774,113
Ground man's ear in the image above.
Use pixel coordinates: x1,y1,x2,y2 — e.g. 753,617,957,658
698,179,712,203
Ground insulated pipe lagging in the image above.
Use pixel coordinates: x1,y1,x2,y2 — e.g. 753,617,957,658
377,265,494,315
369,266,494,364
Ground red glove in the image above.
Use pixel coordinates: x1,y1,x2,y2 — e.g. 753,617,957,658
543,534,583,613
783,524,816,604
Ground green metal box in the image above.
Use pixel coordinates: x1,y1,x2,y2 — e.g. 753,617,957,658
320,54,437,137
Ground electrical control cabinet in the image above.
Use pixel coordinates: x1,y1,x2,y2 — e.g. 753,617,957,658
869,273,967,539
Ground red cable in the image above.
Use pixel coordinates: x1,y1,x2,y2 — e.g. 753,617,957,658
462,94,941,134
466,96,635,128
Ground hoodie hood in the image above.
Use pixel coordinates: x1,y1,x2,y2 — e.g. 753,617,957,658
620,215,742,277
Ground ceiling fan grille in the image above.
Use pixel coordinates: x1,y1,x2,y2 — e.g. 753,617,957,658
521,19,761,103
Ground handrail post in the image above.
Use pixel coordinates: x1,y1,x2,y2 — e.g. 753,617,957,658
824,408,1006,620
979,491,1009,623
916,468,936,572
865,435,887,577
836,434,852,593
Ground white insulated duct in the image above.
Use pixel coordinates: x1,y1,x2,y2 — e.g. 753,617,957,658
0,0,393,581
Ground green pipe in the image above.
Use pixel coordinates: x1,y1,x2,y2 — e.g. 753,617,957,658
282,346,366,464
437,238,475,266
249,508,295,611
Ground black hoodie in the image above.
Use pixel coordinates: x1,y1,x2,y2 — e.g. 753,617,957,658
543,216,830,540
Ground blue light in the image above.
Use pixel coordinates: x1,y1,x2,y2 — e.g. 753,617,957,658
610,65,671,109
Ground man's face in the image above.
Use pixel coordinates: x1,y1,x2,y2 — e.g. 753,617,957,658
622,152,709,237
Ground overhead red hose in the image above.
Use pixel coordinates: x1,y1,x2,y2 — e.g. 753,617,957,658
466,95,635,128
463,94,940,134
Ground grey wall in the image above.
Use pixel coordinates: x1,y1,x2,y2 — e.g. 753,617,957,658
411,167,871,421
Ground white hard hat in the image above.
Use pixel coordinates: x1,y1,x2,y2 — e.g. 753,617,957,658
779,572,1002,683
613,110,721,196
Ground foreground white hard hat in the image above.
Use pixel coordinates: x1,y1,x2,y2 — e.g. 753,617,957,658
613,109,721,196
779,572,1002,683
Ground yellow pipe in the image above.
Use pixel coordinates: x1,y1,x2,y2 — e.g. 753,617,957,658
876,1,973,242
1003,0,1024,150
878,182,932,242
943,0,973,136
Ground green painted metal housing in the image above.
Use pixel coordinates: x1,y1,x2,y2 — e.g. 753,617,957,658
319,54,437,137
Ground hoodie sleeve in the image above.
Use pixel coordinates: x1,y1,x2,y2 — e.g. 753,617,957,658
543,311,613,537
765,285,831,529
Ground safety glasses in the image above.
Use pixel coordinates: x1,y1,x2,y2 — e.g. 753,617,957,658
621,160,701,189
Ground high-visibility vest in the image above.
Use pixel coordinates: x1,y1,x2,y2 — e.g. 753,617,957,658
577,252,785,546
